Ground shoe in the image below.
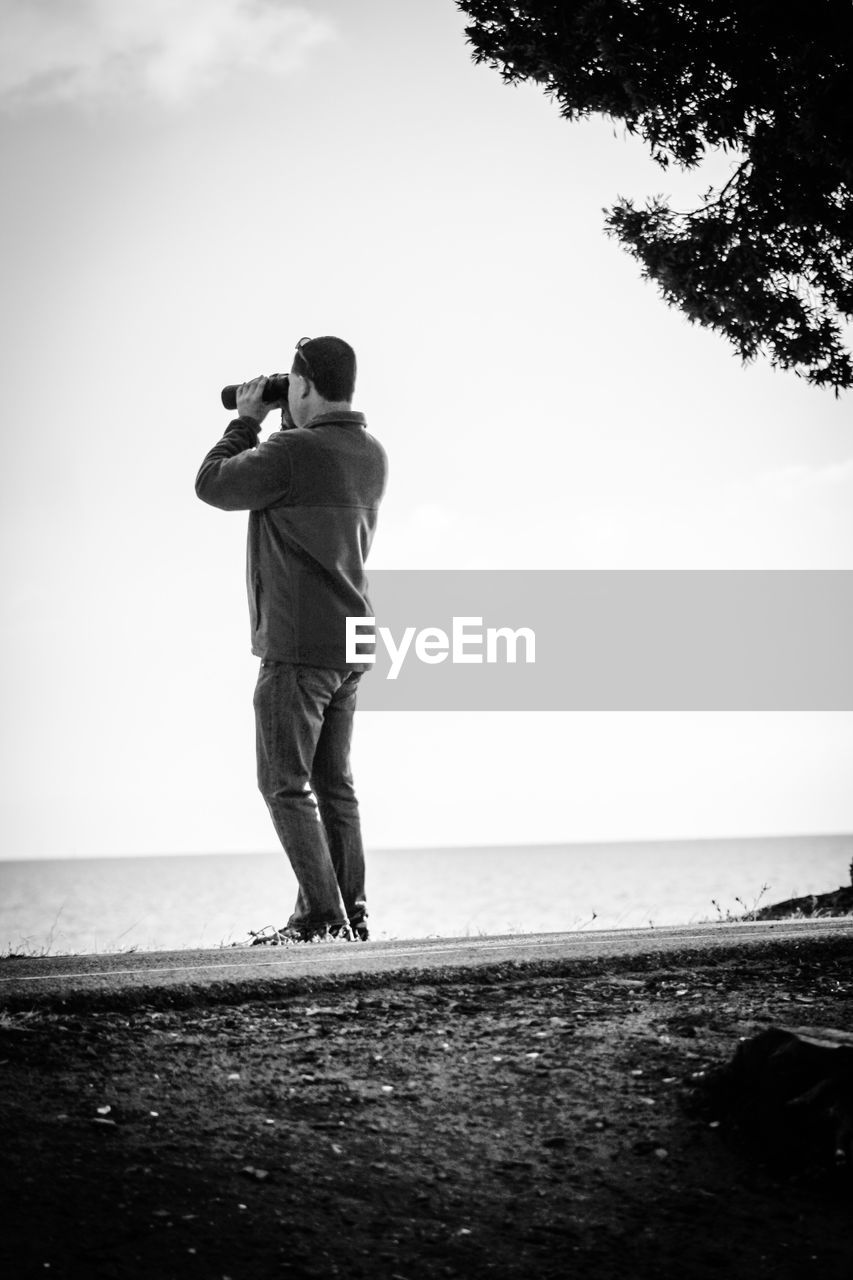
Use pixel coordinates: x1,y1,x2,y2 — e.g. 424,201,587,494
325,923,356,942
350,921,370,942
248,922,356,946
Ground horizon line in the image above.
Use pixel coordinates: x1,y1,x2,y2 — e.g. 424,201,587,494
1,830,851,862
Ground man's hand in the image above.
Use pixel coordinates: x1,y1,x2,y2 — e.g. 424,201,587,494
236,375,271,425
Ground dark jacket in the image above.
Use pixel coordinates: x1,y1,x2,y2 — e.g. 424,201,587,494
195,410,387,669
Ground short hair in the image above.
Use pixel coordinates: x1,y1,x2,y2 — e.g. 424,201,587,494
292,336,357,402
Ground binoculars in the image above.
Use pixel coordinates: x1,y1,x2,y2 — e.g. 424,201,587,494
220,374,290,412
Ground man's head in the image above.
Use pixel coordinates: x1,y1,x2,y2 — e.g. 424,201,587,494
288,335,357,428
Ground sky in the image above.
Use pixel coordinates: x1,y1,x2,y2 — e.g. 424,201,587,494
1,0,851,859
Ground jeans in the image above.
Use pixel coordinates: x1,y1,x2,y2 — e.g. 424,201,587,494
253,660,367,932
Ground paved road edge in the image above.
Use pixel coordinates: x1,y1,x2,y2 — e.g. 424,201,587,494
1,919,851,1014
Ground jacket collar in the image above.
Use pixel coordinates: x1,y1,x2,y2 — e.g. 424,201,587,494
306,410,366,430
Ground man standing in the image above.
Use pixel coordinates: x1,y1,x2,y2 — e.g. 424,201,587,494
195,337,387,943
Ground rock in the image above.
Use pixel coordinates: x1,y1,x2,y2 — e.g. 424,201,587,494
753,886,853,920
703,1026,853,1169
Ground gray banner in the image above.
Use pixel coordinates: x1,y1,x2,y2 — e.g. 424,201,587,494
353,570,853,710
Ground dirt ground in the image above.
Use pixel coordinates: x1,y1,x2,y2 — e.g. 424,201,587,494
1,935,851,1280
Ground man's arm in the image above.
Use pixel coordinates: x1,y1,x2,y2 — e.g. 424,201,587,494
194,377,293,511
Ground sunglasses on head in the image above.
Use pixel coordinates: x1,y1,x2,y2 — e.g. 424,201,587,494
295,336,315,380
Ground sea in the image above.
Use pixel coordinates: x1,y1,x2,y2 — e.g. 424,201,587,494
1,834,850,955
